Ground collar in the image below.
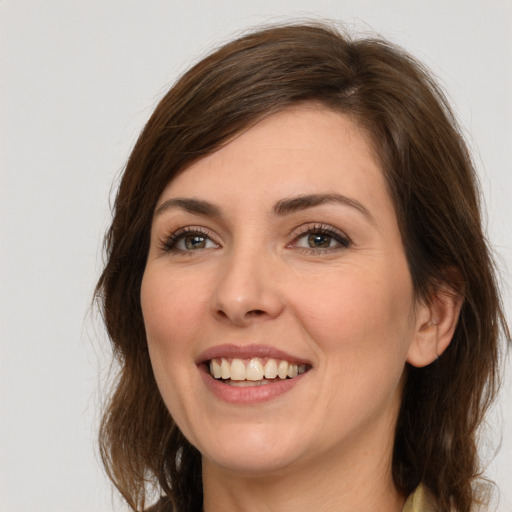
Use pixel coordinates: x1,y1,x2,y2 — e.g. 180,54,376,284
402,484,438,512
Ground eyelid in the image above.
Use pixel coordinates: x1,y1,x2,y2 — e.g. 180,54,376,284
159,225,220,252
157,222,350,254
288,223,351,252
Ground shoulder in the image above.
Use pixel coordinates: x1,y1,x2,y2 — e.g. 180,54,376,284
402,484,438,512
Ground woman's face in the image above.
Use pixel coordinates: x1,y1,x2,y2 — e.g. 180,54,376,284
141,106,424,477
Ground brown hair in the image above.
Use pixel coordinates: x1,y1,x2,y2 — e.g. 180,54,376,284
95,22,509,512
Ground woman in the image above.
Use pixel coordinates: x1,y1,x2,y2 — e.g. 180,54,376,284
95,23,509,512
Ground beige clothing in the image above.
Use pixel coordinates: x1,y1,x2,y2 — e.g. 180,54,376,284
403,484,438,512
145,483,439,512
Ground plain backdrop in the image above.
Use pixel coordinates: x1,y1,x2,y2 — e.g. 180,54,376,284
1,1,511,511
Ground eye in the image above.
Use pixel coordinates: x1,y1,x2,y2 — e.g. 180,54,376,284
176,233,217,251
298,232,337,249
162,227,219,252
291,224,350,253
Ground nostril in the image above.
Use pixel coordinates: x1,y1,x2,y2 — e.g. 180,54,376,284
247,309,265,317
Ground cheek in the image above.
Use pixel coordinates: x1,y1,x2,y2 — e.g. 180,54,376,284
294,269,415,429
140,268,214,433
292,265,415,367
140,268,209,403
141,268,207,349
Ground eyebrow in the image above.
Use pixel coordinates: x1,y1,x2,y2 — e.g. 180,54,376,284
273,193,374,223
154,193,374,223
154,198,222,218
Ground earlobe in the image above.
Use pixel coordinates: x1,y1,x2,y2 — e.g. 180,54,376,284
406,286,464,368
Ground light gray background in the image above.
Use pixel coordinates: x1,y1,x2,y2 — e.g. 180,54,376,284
1,1,511,511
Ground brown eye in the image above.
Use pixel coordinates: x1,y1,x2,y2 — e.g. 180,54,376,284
307,233,332,248
292,225,350,253
163,228,219,252
184,234,208,250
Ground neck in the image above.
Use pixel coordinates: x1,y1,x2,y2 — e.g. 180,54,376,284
202,436,406,512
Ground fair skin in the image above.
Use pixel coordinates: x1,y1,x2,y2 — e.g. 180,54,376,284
141,106,461,512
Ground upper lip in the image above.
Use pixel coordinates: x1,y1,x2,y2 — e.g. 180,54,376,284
196,344,312,366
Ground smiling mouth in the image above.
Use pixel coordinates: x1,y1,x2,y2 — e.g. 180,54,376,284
208,357,310,387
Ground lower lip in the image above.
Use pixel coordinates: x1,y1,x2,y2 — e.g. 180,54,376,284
199,366,308,404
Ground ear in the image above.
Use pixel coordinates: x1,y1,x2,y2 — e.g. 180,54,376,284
406,280,464,368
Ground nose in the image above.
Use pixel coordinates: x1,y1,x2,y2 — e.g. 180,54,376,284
211,246,284,327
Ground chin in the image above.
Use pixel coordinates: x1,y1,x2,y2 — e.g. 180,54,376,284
193,422,308,475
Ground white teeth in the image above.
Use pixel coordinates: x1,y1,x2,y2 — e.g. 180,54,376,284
246,358,264,381
230,358,246,381
287,364,299,378
221,358,230,379
209,357,308,382
229,379,273,387
210,359,222,379
264,359,278,379
277,360,289,380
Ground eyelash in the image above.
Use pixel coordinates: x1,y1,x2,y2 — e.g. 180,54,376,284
160,226,218,253
159,223,351,254
289,223,351,254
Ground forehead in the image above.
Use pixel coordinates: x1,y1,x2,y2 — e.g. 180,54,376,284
158,106,392,219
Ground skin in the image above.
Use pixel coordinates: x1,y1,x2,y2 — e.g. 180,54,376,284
141,106,460,512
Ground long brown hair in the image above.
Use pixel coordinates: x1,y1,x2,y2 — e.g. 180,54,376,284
95,22,509,512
